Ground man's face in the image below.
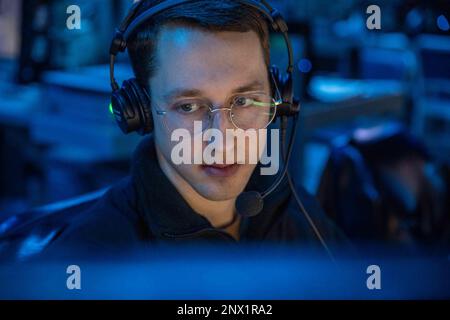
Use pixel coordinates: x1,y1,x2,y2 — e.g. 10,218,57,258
149,25,271,201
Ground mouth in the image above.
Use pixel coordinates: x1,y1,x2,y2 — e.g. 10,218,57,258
201,163,240,177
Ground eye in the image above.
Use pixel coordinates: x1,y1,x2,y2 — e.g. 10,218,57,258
177,102,201,114
233,96,253,108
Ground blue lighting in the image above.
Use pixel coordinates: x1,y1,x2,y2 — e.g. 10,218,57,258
298,58,312,73
437,14,449,32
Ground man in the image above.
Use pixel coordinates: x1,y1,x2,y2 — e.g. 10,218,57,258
6,0,347,260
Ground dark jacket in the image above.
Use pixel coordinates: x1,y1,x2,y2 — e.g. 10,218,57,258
2,136,348,260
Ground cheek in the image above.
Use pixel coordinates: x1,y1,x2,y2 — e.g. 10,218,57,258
234,131,268,164
153,121,175,161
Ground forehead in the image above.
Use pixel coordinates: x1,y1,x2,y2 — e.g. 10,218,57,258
150,25,268,99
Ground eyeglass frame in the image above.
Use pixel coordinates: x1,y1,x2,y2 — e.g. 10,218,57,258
151,73,284,130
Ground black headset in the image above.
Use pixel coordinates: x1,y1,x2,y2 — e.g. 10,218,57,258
109,0,300,135
108,0,335,262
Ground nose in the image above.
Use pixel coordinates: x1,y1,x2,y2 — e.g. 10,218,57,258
209,107,233,132
205,108,235,160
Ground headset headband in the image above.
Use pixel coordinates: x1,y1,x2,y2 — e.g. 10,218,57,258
109,0,294,102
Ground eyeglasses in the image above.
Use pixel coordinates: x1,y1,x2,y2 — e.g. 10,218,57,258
154,92,281,131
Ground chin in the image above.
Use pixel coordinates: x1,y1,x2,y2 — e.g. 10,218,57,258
193,183,242,201
176,164,255,201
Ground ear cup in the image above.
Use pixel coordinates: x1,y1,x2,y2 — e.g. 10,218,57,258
110,78,153,135
127,79,153,134
110,82,139,134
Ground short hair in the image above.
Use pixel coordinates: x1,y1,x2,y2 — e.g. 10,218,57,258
127,0,271,88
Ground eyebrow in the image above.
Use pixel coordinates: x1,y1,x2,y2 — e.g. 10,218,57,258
162,79,266,103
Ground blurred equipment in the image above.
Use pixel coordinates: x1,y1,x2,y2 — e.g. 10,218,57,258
16,0,114,83
0,187,107,261
412,34,450,165
29,64,141,203
0,83,44,218
292,75,406,186
0,0,21,59
16,0,50,83
317,122,449,247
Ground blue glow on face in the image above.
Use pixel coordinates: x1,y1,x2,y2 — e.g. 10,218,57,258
169,27,192,48
437,14,449,32
298,58,312,73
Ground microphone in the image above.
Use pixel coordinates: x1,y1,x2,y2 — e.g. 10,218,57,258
235,115,298,218
235,191,264,218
